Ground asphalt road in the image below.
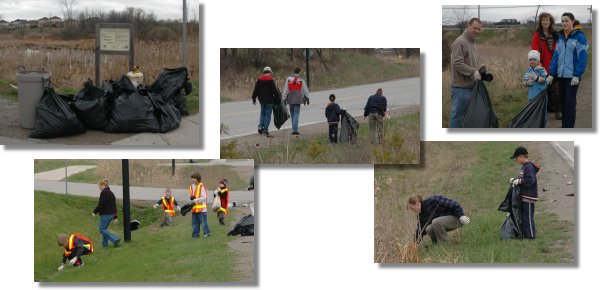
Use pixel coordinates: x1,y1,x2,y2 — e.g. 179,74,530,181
34,180,255,204
221,77,420,139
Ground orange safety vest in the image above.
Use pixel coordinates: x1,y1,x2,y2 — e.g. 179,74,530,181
217,188,230,216
189,183,206,213
287,77,303,92
161,196,176,216
64,233,94,256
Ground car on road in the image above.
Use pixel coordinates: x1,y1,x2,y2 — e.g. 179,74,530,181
494,19,520,28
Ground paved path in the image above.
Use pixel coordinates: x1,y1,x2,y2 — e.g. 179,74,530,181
110,113,200,145
221,77,420,139
34,180,255,204
34,165,97,181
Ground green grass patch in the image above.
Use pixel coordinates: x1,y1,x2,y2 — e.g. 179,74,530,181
236,112,420,164
35,190,243,282
375,142,574,263
0,76,19,102
186,81,200,115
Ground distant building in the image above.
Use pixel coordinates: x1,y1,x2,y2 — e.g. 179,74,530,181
38,17,50,27
26,20,39,28
49,16,63,27
0,20,9,28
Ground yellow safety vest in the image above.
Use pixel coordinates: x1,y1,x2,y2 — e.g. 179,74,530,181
189,183,206,213
161,196,176,216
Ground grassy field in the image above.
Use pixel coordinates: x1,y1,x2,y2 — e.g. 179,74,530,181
34,190,245,282
441,28,593,127
0,33,199,114
374,142,574,263
221,49,420,102
34,160,247,191
224,112,420,164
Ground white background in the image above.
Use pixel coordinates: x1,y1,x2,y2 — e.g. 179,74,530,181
3,0,597,289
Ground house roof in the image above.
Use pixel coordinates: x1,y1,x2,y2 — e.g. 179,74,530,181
0,20,9,24
49,16,62,20
39,17,49,21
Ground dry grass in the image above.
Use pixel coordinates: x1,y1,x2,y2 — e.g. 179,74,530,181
0,34,199,91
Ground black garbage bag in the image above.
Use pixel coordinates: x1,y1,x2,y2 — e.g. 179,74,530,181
149,67,191,115
180,204,193,216
130,219,140,231
104,77,161,133
461,81,499,128
29,88,86,138
148,93,181,133
71,80,112,130
498,184,523,240
508,89,547,128
340,110,359,144
272,97,290,129
227,214,254,236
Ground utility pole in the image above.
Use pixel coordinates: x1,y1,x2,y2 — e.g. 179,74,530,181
478,5,480,20
122,159,131,242
64,160,68,195
182,0,187,67
305,48,310,88
172,159,176,176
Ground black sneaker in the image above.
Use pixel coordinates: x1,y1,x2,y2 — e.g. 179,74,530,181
265,132,272,138
114,239,121,247
292,132,300,136
258,126,263,134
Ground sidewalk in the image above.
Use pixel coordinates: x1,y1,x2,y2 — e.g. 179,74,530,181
110,113,200,145
34,165,97,181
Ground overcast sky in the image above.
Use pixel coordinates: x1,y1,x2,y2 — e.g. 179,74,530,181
0,0,199,21
443,5,592,24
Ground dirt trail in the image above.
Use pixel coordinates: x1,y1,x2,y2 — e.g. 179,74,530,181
526,141,575,262
227,206,255,283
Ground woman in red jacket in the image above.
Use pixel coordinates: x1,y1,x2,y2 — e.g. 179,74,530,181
531,12,560,120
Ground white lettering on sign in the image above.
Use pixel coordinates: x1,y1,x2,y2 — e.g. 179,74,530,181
99,28,130,52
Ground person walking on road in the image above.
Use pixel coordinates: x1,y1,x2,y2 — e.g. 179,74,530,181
407,195,470,244
509,146,540,239
449,18,482,128
283,66,310,136
189,172,211,238
363,88,387,145
252,66,281,137
153,188,180,227
531,12,560,119
57,233,94,270
548,12,588,128
92,179,120,248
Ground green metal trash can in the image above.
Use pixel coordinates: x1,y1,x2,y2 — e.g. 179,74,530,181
16,69,51,129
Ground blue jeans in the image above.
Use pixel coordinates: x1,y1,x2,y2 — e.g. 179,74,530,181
449,87,472,128
99,214,119,247
558,78,578,128
191,212,211,237
258,103,273,134
289,104,301,133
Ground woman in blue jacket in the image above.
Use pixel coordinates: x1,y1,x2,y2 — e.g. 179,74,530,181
548,12,588,128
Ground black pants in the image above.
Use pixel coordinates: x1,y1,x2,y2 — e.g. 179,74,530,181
521,202,536,239
558,77,579,128
328,123,338,143
547,81,560,113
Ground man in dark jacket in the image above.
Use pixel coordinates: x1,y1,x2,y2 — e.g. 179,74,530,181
93,179,120,248
509,146,540,239
325,94,344,143
363,88,387,144
407,195,470,243
252,66,281,137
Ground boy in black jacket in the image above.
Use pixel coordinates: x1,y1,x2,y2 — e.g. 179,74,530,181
325,94,344,143
510,146,541,239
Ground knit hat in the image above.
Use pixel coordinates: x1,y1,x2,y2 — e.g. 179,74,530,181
263,66,272,73
527,50,540,61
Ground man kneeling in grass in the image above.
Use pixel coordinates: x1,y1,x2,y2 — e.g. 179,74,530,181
407,195,470,244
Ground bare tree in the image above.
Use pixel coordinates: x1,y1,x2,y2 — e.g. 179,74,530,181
58,0,77,21
443,6,472,33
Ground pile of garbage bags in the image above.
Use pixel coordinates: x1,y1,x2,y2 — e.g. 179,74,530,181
460,80,499,128
29,67,193,139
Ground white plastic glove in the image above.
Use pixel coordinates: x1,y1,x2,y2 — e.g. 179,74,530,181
176,206,181,211
69,257,78,265
546,75,553,85
153,204,159,209
512,178,521,186
113,218,118,224
509,177,515,184
92,213,96,217
58,264,65,271
571,76,580,86
526,79,535,86
459,215,470,225
194,198,205,203
473,70,481,80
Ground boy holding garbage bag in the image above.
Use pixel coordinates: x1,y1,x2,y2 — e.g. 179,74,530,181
509,146,541,239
